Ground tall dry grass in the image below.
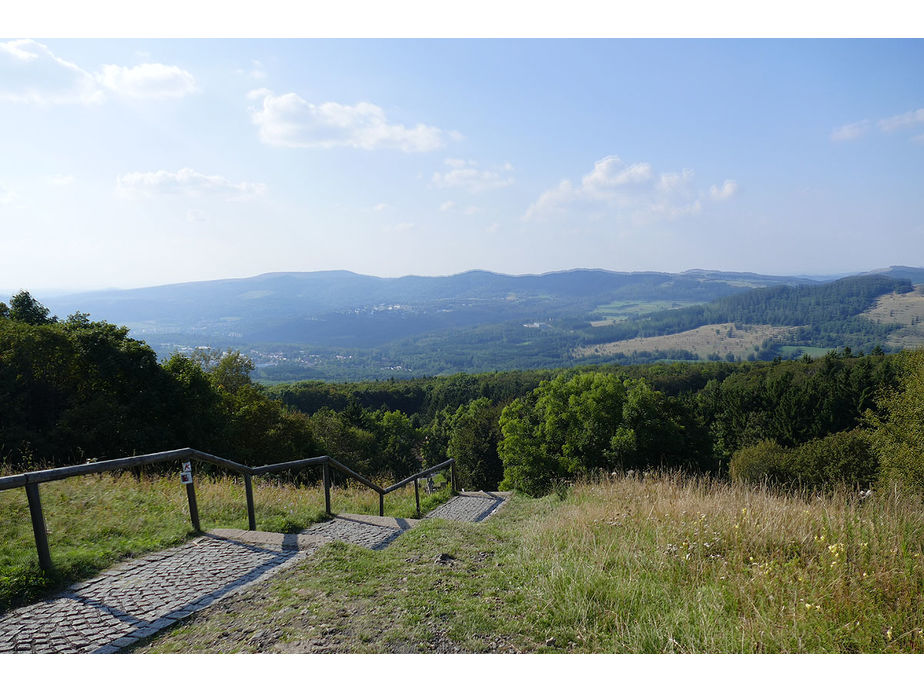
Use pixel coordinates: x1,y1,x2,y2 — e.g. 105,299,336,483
515,472,924,652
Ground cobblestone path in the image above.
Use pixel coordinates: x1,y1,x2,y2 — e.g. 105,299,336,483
0,535,321,654
0,492,509,654
299,514,418,550
425,491,510,522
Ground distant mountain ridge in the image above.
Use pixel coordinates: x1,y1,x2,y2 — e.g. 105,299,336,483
39,267,811,331
11,266,921,381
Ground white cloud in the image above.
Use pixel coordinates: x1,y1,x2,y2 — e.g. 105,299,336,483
48,174,75,186
485,222,500,234
525,155,733,224
186,209,207,223
0,39,101,105
831,120,870,141
97,63,197,100
431,159,514,193
0,39,196,105
116,168,266,201
237,59,266,81
878,108,924,132
386,222,416,233
709,180,738,201
0,183,17,205
581,156,652,196
249,90,446,152
372,202,391,212
913,133,924,145
439,200,456,212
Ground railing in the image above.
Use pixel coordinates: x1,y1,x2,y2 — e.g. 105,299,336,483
0,448,457,572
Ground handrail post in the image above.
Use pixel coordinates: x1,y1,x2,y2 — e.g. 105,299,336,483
414,477,420,518
25,482,52,572
244,473,256,531
450,459,457,493
323,460,331,516
186,471,201,533
379,491,384,517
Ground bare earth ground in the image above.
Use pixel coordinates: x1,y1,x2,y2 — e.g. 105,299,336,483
861,286,924,348
574,322,797,360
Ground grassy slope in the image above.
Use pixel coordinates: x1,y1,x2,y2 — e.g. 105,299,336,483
138,474,924,653
0,472,450,613
575,322,796,360
861,286,924,348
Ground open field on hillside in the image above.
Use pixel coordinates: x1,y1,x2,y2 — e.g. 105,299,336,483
136,475,924,653
575,322,797,359
862,286,924,348
590,299,703,326
0,472,450,613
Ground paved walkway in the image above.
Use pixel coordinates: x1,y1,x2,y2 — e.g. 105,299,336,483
0,491,510,654
425,491,509,522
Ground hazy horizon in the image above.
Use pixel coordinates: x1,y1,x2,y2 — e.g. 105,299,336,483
0,263,905,298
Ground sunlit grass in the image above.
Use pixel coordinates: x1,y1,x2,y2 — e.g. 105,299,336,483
143,473,924,653
517,473,924,652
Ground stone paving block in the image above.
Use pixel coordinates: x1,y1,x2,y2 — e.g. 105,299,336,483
110,636,139,648
0,493,509,654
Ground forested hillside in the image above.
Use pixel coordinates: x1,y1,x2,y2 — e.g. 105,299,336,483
27,268,819,380
582,275,911,347
5,290,923,500
23,269,920,381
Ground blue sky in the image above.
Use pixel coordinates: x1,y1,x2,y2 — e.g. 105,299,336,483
1,37,922,292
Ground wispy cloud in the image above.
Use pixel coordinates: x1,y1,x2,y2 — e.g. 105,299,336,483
237,59,267,81
431,159,514,193
830,120,870,141
0,39,196,105
524,155,735,224
48,174,75,186
116,168,265,201
832,107,924,143
709,180,738,201
248,89,446,152
0,39,101,105
0,183,18,205
97,63,197,100
186,209,208,223
878,108,924,133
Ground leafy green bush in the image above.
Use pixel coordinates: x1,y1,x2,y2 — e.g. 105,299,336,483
730,429,877,489
785,429,877,488
729,440,789,484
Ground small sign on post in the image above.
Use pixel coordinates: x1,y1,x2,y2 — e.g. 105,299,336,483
180,471,193,485
182,461,192,473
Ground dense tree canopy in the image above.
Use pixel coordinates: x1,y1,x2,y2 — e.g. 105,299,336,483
2,290,919,497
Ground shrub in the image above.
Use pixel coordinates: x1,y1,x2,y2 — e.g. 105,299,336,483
729,440,789,484
730,429,877,489
785,428,877,489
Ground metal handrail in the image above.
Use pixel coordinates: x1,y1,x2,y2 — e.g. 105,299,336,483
0,448,457,572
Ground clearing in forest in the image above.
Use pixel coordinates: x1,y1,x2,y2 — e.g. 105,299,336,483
861,286,924,348
574,322,797,360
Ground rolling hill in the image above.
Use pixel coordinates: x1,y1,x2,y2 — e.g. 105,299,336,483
15,267,922,381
